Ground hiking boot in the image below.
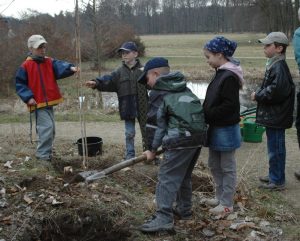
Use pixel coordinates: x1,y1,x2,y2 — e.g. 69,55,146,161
203,197,219,207
259,175,269,183
139,215,174,233
173,208,192,220
258,182,285,190
295,171,300,181
209,204,233,216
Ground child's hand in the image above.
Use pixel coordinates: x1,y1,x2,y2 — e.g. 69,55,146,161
27,98,37,106
143,150,156,162
250,92,256,101
71,66,80,72
85,80,96,88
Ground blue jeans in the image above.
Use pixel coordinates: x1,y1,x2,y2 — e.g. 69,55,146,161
266,127,286,185
125,119,136,159
155,148,201,222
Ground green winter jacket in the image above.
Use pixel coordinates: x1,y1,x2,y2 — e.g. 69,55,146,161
150,72,207,151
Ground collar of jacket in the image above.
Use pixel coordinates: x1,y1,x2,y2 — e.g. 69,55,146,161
27,54,46,63
122,58,142,69
266,54,285,70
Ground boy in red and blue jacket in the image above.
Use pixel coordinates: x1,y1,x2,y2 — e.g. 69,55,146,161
15,34,78,161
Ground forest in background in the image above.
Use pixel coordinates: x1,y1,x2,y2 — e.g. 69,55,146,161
1,0,300,95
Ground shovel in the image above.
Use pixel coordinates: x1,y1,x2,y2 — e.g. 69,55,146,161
73,149,164,183
240,106,256,117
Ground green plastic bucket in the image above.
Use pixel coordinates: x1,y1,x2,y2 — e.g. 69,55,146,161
242,116,265,143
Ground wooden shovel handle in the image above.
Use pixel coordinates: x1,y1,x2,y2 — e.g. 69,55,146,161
103,149,164,176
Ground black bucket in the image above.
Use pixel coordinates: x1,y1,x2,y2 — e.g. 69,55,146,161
77,136,103,156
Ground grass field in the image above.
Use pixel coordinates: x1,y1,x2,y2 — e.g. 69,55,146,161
59,33,299,98
104,33,299,82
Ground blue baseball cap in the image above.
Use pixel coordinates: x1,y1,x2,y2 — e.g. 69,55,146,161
118,41,138,52
138,57,169,84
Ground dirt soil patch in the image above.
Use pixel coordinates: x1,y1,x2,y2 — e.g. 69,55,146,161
0,122,300,241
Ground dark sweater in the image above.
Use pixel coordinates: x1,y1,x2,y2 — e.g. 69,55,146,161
203,69,240,127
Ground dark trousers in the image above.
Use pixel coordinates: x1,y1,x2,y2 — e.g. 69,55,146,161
266,127,286,185
155,147,201,222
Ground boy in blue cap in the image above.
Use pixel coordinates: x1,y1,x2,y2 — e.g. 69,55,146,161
86,41,148,160
138,57,206,233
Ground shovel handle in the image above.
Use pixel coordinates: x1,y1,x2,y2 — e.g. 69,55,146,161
240,107,257,117
102,149,164,176
85,149,164,182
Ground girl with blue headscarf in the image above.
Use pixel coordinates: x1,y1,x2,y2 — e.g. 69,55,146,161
202,36,244,217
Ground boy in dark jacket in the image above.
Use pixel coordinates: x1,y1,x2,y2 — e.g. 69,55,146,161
85,42,148,160
251,32,295,189
137,57,206,233
15,34,78,161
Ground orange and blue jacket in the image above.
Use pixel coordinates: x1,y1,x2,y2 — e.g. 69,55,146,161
15,56,75,112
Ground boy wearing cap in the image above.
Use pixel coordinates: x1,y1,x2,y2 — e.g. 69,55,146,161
85,41,148,160
203,36,244,216
292,9,300,181
251,32,295,190
15,34,78,161
138,57,206,233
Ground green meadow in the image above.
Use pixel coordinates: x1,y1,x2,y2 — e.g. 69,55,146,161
104,33,299,82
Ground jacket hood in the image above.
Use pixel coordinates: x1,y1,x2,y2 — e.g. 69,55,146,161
153,71,187,92
218,62,245,88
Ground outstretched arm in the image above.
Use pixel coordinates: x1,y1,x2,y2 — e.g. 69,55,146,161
52,59,78,79
86,70,120,92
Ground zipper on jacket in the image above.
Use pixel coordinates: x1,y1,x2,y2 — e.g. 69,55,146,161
37,64,49,106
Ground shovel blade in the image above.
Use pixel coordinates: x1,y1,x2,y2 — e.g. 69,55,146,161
85,171,106,182
71,170,100,183
71,149,164,184
78,170,99,178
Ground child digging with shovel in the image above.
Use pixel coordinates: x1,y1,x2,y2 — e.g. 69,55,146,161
137,57,207,233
